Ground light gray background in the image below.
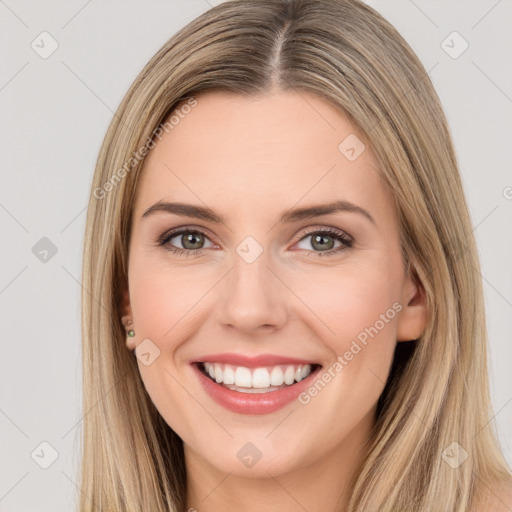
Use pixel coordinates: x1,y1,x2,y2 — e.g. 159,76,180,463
1,1,511,510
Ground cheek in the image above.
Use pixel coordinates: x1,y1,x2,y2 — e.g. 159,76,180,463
127,258,208,435
291,267,401,431
129,254,212,341
294,261,402,349
291,259,403,413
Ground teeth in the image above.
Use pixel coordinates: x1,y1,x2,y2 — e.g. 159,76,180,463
270,366,284,386
284,365,295,385
252,368,270,388
222,365,235,385
235,367,252,387
300,365,310,380
202,362,314,389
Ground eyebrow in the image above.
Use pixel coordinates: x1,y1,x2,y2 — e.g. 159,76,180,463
141,200,375,225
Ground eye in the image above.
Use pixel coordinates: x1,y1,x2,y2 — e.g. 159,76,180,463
156,226,353,258
157,228,215,256
294,228,352,257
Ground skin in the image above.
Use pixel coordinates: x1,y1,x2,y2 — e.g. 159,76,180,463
120,89,428,512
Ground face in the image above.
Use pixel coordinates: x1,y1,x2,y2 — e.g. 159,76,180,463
121,90,426,481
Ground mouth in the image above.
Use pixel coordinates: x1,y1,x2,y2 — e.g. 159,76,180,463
194,361,323,394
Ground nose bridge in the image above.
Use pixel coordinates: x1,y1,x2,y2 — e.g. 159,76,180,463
217,236,287,331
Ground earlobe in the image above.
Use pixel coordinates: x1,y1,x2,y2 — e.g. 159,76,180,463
396,266,428,342
121,315,136,350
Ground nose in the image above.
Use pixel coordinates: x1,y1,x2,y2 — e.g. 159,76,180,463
216,250,288,334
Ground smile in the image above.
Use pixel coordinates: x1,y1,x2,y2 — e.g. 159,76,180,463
200,362,315,392
191,360,322,414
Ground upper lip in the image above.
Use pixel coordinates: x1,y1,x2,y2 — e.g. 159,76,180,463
191,353,321,368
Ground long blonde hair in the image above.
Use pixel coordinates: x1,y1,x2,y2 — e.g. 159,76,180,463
79,1,511,510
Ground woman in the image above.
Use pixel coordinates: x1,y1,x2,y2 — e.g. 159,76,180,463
80,0,512,510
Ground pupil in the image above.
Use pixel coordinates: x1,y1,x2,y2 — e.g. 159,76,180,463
183,233,202,249
313,234,333,251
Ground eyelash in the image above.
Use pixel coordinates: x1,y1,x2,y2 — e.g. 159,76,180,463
156,226,353,258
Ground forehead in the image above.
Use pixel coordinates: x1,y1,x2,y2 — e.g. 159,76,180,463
133,90,391,221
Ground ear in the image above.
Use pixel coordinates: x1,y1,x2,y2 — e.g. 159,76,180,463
119,282,136,351
396,263,428,342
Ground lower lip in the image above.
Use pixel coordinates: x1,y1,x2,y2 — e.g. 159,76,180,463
191,363,321,415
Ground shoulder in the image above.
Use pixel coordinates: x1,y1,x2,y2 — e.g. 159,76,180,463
476,477,512,512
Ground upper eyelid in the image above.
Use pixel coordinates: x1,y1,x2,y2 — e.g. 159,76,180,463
295,225,351,240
